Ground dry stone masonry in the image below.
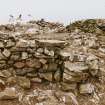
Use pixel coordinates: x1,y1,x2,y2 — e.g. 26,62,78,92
0,19,105,105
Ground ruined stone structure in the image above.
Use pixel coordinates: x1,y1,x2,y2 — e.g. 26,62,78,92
0,19,105,105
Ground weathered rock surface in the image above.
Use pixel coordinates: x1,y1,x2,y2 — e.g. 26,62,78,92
17,77,31,89
0,19,104,105
79,83,94,94
64,61,89,72
0,87,18,100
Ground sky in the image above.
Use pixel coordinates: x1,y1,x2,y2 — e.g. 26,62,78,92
0,0,105,24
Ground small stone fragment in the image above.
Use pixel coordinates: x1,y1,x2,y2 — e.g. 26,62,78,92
21,52,28,59
2,49,11,57
0,52,5,60
64,92,78,105
17,76,30,89
14,62,25,69
26,28,39,35
0,87,18,100
0,42,4,48
0,79,5,86
0,72,6,78
6,77,17,85
48,63,58,71
63,70,89,82
61,82,77,91
10,54,20,61
37,48,44,53
2,70,11,78
79,83,94,94
44,48,54,56
26,59,41,68
60,49,73,58
64,61,89,72
26,73,37,77
16,39,28,48
39,59,47,64
31,78,42,83
39,73,53,82
6,39,15,48
29,40,36,47
54,70,61,82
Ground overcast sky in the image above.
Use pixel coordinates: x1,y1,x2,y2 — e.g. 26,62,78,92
0,0,105,24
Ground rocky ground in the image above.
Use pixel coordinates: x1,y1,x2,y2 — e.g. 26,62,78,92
0,19,105,105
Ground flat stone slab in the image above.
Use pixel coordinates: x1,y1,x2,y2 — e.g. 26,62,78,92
64,61,89,72
35,39,68,47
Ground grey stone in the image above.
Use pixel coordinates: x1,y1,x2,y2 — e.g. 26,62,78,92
16,68,35,76
28,40,36,47
0,60,6,69
16,39,36,48
6,39,15,48
21,52,28,59
89,60,99,76
37,48,44,53
0,72,6,78
79,83,94,94
10,54,20,61
14,62,25,69
35,39,67,48
64,93,78,105
60,50,74,61
39,73,53,82
26,73,37,77
44,48,54,56
0,87,18,100
87,54,98,61
55,91,78,105
0,52,5,60
89,60,99,70
6,77,17,85
61,82,77,91
16,39,29,48
0,42,4,48
26,59,41,68
2,70,11,78
63,69,89,82
26,28,39,35
48,63,58,71
85,39,98,48
64,61,89,72
2,49,11,57
31,77,42,83
54,70,61,82
0,79,5,86
39,59,47,64
17,76,30,89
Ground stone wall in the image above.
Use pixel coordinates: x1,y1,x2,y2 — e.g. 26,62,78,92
0,31,101,95
0,32,69,88
0,19,105,99
1,19,105,105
